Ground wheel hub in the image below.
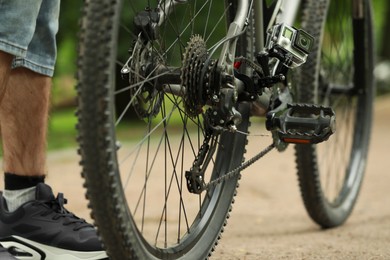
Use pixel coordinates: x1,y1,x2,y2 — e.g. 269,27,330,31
126,39,162,119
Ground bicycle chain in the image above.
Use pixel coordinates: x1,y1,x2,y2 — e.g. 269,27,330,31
190,130,212,172
201,142,275,192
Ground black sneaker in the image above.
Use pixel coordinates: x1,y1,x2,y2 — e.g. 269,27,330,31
0,183,108,260
0,244,17,260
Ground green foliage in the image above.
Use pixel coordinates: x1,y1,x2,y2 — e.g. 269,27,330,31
56,37,77,76
48,109,77,150
55,1,82,77
373,0,386,56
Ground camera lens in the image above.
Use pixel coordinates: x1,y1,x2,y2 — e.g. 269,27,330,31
297,34,311,52
300,37,309,48
294,29,314,54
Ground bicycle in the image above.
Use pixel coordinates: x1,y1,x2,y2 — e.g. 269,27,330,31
76,0,374,259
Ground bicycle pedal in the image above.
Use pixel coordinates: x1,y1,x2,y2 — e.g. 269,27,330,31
266,103,336,144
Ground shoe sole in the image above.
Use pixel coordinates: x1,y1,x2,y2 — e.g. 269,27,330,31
0,236,108,260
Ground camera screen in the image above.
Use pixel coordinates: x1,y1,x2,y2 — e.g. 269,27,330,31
283,27,294,41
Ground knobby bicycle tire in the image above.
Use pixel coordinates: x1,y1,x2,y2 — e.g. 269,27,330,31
295,0,374,228
77,0,253,259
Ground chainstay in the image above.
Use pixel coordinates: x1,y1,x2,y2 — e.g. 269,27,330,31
202,142,275,191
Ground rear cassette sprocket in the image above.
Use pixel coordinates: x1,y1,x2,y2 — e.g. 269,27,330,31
181,35,209,117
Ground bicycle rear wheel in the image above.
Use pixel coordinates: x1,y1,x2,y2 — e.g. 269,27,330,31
77,1,250,259
295,0,374,228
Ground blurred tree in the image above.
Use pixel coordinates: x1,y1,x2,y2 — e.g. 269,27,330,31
52,2,83,109
56,1,83,77
380,1,390,60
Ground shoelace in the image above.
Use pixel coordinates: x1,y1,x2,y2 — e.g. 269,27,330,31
40,193,93,231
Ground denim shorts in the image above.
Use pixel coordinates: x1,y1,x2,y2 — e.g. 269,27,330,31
0,0,60,77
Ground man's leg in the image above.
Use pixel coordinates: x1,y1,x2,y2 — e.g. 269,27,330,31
0,56,51,212
0,67,50,176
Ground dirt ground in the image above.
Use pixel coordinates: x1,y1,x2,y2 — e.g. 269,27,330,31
2,95,389,259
